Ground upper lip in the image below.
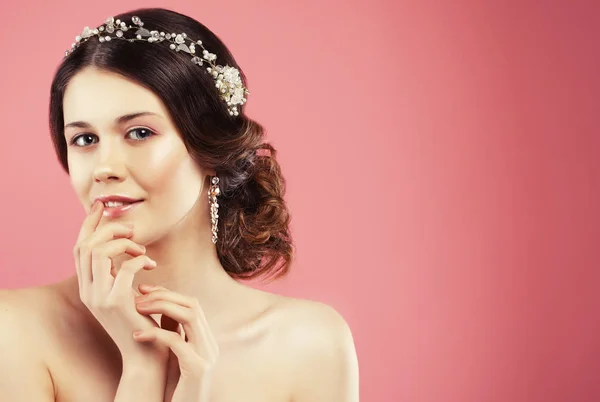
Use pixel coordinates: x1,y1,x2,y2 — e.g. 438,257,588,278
94,195,144,205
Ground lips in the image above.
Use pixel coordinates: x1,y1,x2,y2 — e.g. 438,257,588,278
93,195,144,218
103,200,140,208
104,200,142,207
101,200,143,218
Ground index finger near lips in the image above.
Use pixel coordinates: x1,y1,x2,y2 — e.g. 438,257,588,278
76,201,105,245
76,206,137,287
74,201,104,289
80,222,138,287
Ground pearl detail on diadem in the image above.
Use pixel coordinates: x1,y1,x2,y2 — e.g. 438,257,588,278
65,16,249,116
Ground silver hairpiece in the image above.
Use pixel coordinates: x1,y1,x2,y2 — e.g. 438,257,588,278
65,16,249,116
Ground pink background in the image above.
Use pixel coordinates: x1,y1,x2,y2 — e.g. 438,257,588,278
0,1,598,401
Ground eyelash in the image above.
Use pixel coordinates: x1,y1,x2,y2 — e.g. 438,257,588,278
69,127,157,147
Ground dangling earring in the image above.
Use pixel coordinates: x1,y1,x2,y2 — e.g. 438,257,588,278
209,176,220,244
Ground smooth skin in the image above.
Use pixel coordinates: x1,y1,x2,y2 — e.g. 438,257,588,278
0,67,359,402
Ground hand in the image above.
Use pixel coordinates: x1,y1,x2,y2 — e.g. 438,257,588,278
73,201,168,363
133,285,219,402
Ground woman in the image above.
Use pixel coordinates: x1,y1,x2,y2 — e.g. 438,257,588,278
0,7,359,402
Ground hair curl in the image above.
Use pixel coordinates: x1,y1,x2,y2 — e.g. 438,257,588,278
48,7,294,281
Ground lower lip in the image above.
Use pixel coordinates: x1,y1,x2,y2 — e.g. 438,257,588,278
102,201,143,218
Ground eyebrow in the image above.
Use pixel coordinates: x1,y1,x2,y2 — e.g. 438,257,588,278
64,112,162,130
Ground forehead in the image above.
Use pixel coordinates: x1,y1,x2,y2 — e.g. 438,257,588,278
63,67,167,124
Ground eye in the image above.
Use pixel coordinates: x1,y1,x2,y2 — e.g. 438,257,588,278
127,127,156,141
70,134,98,147
69,128,156,148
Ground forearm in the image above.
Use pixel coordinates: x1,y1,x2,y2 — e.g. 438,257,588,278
114,355,168,402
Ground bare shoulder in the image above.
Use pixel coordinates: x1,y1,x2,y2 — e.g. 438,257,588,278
0,286,58,400
0,285,62,355
0,285,62,328
0,284,57,305
273,295,355,343
268,295,360,402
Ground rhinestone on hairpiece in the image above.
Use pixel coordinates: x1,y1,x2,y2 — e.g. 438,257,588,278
65,16,249,116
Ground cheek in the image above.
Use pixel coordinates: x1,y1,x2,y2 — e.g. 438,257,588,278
68,157,92,201
136,140,203,197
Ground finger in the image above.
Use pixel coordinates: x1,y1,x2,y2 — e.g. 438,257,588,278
90,238,146,293
75,201,104,244
73,246,82,292
78,222,135,290
110,255,156,298
87,222,135,246
133,327,206,376
136,288,217,350
178,323,188,342
138,283,168,294
136,301,199,344
73,201,105,289
135,293,216,356
137,287,193,305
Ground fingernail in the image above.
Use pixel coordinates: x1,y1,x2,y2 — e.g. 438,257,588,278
91,201,101,213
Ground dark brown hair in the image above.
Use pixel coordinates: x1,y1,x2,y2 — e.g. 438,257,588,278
49,8,294,281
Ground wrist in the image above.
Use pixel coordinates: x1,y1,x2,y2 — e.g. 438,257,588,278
117,356,168,402
121,362,162,379
122,347,169,372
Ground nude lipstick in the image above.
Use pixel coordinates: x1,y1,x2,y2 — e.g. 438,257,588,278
94,195,144,219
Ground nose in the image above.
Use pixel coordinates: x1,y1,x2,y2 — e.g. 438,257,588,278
93,139,127,183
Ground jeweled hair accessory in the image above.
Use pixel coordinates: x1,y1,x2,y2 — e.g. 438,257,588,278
65,16,249,116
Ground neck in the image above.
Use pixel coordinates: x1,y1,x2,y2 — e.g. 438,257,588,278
133,219,241,309
128,208,252,327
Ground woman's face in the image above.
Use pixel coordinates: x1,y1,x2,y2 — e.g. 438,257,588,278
63,67,208,245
